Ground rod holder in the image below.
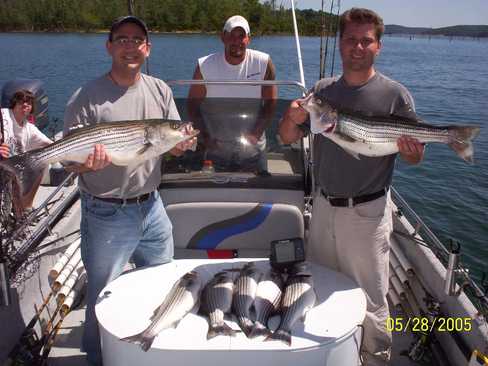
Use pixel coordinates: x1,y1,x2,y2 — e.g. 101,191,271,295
0,262,11,307
444,240,461,296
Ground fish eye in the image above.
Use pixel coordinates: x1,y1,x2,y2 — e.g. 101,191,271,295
314,97,322,105
170,122,179,130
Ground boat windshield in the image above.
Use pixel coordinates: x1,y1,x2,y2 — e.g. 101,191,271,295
162,89,307,191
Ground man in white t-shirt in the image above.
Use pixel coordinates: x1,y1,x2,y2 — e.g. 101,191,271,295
188,15,277,172
0,89,52,210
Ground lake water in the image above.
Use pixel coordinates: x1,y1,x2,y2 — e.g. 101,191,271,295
0,33,487,283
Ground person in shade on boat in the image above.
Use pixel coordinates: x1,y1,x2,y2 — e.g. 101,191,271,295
62,16,196,366
0,89,52,212
188,15,277,173
279,8,424,366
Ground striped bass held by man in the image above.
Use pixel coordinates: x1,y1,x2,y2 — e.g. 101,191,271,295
303,93,480,163
0,119,198,202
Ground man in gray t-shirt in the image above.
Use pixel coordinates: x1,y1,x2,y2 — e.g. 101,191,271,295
63,16,195,366
279,8,424,366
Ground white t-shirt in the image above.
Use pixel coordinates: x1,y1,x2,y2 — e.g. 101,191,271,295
1,108,52,155
198,49,269,98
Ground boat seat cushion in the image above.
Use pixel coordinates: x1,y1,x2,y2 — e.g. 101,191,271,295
166,202,304,258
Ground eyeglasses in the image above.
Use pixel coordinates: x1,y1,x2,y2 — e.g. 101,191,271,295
342,36,377,48
112,36,146,46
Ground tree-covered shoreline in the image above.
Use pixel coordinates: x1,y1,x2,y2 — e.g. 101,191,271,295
1,0,486,38
0,0,336,36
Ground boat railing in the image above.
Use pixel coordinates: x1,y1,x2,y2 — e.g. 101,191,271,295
391,186,488,314
166,79,308,95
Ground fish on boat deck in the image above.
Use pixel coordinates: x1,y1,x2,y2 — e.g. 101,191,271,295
232,262,262,338
249,268,284,338
265,264,316,346
199,271,237,340
121,271,203,352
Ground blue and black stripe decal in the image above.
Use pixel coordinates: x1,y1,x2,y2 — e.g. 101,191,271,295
187,203,272,249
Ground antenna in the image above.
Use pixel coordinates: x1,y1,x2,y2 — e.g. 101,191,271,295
290,0,306,92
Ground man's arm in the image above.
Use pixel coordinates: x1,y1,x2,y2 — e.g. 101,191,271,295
186,63,210,149
187,64,206,121
278,98,309,144
247,58,277,143
262,58,277,100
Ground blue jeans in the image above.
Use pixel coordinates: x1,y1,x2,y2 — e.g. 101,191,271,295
79,190,173,365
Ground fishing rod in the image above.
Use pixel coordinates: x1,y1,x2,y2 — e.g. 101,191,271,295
330,0,341,77
38,310,70,366
0,109,11,307
128,0,135,15
2,290,56,365
127,0,150,75
321,0,335,79
319,0,326,79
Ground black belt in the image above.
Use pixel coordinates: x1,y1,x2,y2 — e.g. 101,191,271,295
92,192,153,205
321,188,387,207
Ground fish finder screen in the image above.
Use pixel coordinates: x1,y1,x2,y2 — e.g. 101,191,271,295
275,241,296,262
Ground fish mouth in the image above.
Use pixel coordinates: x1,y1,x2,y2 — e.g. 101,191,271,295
300,93,315,113
324,122,335,134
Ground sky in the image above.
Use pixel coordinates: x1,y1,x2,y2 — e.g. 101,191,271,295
293,0,488,28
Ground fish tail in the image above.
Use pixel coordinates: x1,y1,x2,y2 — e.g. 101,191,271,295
237,316,254,338
265,329,292,346
447,126,481,164
207,323,237,340
248,322,272,338
121,332,155,352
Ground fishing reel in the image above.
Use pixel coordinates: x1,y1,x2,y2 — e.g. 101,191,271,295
269,237,305,273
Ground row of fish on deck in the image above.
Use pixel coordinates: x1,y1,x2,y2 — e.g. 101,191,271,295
121,262,317,352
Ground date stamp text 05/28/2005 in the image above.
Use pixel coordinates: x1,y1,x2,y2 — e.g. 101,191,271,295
386,316,472,333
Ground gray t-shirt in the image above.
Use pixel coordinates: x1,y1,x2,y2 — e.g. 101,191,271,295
313,72,416,197
63,73,180,198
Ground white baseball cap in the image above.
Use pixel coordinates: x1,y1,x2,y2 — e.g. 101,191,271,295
223,15,250,35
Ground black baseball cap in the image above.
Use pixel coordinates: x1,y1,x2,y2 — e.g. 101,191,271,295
109,15,149,41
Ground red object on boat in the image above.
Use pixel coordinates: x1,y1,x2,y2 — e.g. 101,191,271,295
206,250,236,259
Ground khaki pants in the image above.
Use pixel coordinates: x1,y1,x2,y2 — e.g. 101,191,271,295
308,192,393,365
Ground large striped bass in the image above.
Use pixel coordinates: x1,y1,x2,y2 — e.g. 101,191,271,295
199,271,237,340
265,264,316,346
232,262,262,337
0,119,198,198
121,271,203,351
248,267,284,338
303,93,480,163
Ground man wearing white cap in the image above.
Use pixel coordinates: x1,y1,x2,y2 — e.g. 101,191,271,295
188,15,276,172
189,15,276,99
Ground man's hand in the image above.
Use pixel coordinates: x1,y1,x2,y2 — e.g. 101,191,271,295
65,144,112,173
278,97,309,144
170,125,198,157
288,98,309,125
243,132,260,145
398,136,424,165
0,143,10,159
